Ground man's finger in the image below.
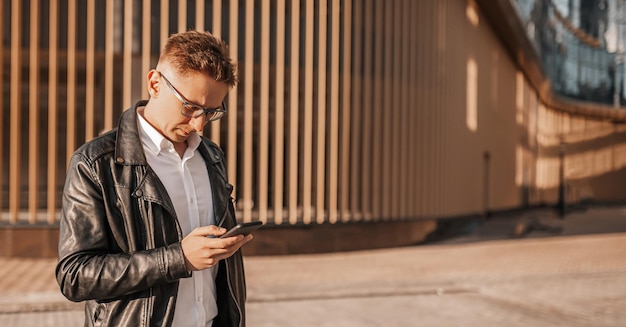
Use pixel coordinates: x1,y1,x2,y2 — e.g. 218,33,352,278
190,225,227,237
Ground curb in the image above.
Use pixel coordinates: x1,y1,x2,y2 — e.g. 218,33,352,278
0,292,82,314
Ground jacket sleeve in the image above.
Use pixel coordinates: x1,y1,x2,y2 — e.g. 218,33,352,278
56,153,190,302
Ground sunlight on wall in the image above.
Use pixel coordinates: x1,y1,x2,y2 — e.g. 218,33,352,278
491,51,500,109
466,0,479,27
535,104,626,192
516,71,524,125
528,96,538,148
466,57,478,132
516,146,524,186
566,146,626,180
536,156,560,189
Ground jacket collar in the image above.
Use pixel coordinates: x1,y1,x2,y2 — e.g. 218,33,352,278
115,101,150,166
114,100,222,166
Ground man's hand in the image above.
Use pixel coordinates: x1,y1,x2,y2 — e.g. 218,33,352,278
181,225,253,271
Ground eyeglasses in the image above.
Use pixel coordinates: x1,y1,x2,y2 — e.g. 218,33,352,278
157,71,227,121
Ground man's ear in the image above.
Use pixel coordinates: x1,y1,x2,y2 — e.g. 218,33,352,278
147,70,160,98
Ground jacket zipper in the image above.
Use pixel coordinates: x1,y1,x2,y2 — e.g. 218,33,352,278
137,195,154,327
224,259,243,327
217,197,235,227
218,198,243,327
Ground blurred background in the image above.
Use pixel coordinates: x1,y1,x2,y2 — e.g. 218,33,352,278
2,0,626,257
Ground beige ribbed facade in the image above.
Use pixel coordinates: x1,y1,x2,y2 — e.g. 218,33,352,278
1,0,624,226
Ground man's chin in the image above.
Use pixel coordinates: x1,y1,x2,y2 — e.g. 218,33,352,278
166,133,189,144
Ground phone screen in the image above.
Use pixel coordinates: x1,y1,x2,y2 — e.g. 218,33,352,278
220,221,264,238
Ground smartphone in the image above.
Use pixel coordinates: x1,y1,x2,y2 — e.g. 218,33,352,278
220,221,264,238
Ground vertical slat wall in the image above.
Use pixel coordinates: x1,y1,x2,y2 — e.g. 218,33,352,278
242,0,254,222
104,0,114,131
359,0,373,221
66,0,76,166
302,0,314,224
274,0,286,225
141,0,152,101
0,0,4,216
9,0,22,223
258,0,270,224
210,0,221,144
47,0,59,224
3,0,623,226
349,0,363,223
316,0,327,224
226,0,239,215
287,0,300,225
340,0,352,223
28,0,40,223
329,0,341,224
123,0,133,109
85,1,96,141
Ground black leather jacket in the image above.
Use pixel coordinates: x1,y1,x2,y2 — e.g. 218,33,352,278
56,101,246,327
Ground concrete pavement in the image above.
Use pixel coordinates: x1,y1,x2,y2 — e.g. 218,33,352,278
1,205,626,326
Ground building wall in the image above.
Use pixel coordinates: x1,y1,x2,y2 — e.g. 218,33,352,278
1,0,625,231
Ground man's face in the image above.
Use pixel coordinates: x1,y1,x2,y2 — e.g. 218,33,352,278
144,67,230,144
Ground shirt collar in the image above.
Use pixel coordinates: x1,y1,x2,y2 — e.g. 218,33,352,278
136,110,202,155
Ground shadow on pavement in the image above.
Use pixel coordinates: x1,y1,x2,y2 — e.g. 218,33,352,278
420,204,626,246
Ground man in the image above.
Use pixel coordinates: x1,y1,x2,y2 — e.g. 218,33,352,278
56,31,252,327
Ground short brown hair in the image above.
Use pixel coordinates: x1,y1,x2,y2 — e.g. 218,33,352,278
159,30,238,86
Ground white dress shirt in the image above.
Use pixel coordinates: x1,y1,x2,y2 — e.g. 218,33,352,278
137,111,218,327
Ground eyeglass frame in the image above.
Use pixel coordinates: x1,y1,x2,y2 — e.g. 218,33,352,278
156,70,228,122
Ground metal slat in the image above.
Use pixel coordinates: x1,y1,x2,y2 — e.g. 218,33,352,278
382,0,394,220
104,0,114,131
328,0,340,224
227,0,239,201
316,0,328,224
258,0,270,223
196,0,205,32
360,0,373,221
160,0,169,52
400,0,417,218
370,0,384,219
392,0,403,218
302,0,314,224
242,0,254,222
210,0,222,144
343,1,365,221
349,0,362,221
66,0,76,164
85,1,95,141
47,0,59,224
407,0,416,217
340,0,353,223
9,0,22,223
142,0,152,100
123,0,133,109
273,0,286,225
178,0,187,33
28,0,40,223
0,0,4,219
288,0,300,225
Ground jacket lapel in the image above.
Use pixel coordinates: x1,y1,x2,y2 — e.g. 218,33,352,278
114,102,178,219
198,142,233,226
